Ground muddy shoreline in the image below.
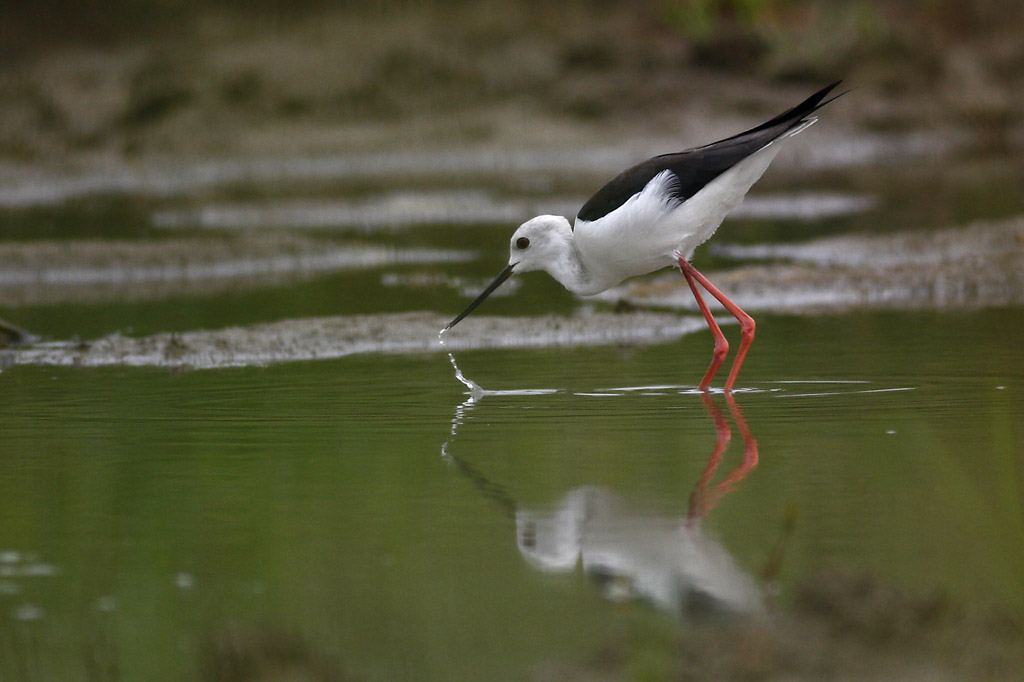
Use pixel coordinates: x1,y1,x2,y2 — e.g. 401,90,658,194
0,311,711,369
2,215,1022,365
0,234,472,306
611,215,1024,313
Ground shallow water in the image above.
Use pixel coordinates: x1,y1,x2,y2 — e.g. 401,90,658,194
2,309,1023,680
1,140,1024,679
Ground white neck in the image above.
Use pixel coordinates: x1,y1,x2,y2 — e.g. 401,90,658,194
543,223,600,296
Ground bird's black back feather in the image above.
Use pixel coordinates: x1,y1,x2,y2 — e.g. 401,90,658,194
575,82,842,225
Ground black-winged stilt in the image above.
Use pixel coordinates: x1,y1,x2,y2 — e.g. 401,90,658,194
443,82,844,392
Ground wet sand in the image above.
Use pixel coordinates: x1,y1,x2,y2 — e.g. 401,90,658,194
3,215,1022,367
0,312,709,369
609,215,1024,313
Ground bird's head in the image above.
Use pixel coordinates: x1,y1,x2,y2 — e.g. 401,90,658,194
507,214,573,275
442,214,573,333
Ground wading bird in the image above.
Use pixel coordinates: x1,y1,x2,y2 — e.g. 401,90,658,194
443,83,843,392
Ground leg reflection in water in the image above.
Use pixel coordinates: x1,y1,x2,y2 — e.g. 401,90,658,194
442,390,781,622
686,393,759,523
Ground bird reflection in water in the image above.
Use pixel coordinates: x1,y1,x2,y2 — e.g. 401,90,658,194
442,391,770,622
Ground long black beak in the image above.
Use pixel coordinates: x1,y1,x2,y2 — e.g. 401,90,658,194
443,262,516,332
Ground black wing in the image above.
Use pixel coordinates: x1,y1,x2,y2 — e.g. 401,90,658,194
575,81,843,224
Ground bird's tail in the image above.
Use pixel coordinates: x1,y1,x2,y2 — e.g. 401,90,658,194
713,81,847,149
760,81,846,135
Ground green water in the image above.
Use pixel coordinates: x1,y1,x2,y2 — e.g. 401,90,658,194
2,147,1024,680
1,309,1022,680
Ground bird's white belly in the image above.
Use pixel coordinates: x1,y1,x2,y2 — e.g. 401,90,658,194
574,143,785,292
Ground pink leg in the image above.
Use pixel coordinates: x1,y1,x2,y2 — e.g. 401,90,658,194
677,256,756,393
680,266,729,391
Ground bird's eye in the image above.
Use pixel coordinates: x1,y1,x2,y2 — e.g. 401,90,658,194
516,237,530,249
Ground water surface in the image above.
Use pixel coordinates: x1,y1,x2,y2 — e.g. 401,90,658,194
1,142,1023,680
2,306,1023,680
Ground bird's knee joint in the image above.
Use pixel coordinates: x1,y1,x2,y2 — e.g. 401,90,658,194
741,317,756,339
